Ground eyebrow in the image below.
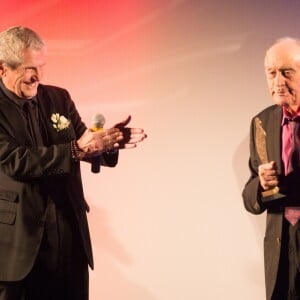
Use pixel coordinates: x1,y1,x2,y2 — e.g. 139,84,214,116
265,67,295,71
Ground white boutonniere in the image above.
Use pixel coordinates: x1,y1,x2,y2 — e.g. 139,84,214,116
51,113,70,132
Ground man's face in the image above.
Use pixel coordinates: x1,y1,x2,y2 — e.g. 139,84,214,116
0,47,46,99
264,41,300,112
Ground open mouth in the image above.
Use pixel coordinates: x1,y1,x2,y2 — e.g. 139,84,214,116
23,81,38,87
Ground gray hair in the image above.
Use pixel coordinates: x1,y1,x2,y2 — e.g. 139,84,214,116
0,26,45,69
275,36,300,46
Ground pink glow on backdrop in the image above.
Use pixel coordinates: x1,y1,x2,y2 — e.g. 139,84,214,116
1,0,165,108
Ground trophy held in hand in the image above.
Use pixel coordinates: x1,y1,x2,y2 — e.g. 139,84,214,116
255,117,286,202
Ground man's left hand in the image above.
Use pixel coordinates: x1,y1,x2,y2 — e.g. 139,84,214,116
113,115,147,149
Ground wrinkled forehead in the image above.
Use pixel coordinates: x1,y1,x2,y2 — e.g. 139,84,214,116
264,41,300,69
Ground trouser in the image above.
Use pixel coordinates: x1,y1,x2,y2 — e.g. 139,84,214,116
272,219,300,300
0,201,89,300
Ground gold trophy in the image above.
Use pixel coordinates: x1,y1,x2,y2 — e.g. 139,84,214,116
255,117,285,202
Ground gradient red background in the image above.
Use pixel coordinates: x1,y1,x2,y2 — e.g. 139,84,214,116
3,1,300,299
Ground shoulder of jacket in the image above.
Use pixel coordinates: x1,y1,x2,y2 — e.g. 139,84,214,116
38,84,69,95
255,104,280,117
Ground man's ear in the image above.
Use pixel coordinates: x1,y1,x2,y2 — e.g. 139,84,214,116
0,62,5,76
0,62,10,78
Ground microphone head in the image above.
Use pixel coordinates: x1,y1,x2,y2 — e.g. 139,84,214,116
92,113,105,129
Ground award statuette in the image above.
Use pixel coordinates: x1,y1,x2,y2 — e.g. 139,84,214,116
255,117,285,202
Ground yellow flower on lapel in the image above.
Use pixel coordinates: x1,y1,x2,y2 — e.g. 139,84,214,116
51,113,70,132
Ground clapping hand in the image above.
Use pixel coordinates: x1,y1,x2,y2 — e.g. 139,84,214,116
113,115,147,149
77,115,146,157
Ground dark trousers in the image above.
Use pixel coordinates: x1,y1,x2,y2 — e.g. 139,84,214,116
0,201,89,300
272,219,300,300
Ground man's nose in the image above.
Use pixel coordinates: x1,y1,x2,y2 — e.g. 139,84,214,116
274,72,286,86
29,66,43,81
35,67,43,80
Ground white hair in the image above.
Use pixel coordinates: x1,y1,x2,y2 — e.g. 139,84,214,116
0,26,45,69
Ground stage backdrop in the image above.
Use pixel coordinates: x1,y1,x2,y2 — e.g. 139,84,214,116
3,0,300,299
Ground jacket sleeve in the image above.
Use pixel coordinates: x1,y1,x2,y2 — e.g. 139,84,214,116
83,149,119,169
0,133,74,181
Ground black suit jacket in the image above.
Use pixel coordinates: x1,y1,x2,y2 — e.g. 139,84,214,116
242,104,286,300
0,84,118,281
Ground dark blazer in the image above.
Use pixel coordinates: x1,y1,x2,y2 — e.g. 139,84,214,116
242,104,284,300
0,84,118,281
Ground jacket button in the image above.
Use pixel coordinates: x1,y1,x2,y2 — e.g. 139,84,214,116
276,237,281,245
36,219,44,226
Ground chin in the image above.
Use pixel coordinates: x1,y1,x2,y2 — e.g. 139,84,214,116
272,96,290,107
22,91,38,99
273,99,286,106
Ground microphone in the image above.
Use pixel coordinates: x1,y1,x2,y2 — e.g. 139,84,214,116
92,113,105,132
91,113,105,173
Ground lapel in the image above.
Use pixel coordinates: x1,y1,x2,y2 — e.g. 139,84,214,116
265,105,282,174
37,87,76,145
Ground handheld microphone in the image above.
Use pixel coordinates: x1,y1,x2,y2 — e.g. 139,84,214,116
91,113,105,173
92,113,105,132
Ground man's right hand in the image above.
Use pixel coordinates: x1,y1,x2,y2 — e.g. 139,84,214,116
77,128,123,156
258,161,279,190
